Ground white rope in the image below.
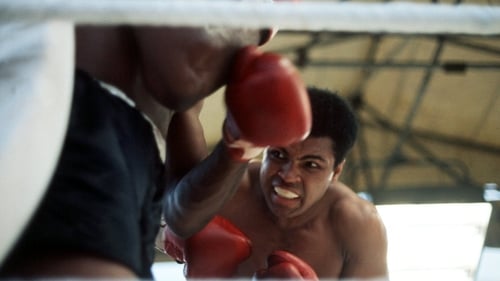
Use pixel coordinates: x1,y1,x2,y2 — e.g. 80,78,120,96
1,0,500,35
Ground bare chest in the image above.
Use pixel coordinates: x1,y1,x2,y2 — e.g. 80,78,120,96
222,206,344,278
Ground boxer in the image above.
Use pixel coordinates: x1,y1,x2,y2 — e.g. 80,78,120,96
164,87,389,280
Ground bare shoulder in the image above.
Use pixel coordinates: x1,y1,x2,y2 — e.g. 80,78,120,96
329,182,385,235
328,182,389,278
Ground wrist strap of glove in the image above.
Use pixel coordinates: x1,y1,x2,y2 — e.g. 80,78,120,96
222,119,263,162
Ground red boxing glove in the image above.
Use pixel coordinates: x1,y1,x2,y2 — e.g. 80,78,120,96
163,226,186,264
254,250,319,281
163,216,252,278
223,46,311,162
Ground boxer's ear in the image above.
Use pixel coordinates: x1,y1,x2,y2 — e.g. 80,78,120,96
333,159,346,181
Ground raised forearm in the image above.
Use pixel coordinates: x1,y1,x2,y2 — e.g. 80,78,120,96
163,141,247,238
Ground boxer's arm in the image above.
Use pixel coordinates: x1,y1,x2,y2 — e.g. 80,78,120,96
336,197,389,279
164,101,209,179
163,103,249,238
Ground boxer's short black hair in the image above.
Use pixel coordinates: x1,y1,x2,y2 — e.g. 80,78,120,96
307,87,358,167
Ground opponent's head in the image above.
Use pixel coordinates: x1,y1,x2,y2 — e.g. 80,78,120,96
136,0,278,111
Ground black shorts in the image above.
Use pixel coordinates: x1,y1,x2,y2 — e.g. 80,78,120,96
0,69,165,279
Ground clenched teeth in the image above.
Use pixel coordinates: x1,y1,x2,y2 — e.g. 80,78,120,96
274,187,299,199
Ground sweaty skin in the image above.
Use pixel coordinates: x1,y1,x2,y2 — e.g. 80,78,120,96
163,82,389,280
219,138,388,279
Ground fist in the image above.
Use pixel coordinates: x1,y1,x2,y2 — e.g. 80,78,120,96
163,216,252,278
224,46,311,161
254,250,319,281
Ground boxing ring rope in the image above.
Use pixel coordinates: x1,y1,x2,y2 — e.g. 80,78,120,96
1,0,500,35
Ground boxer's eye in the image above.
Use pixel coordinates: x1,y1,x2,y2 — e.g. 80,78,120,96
304,161,320,169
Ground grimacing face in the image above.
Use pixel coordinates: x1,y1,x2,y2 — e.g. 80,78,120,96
259,136,342,220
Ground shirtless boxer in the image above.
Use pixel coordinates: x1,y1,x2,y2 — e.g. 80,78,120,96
164,87,388,280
